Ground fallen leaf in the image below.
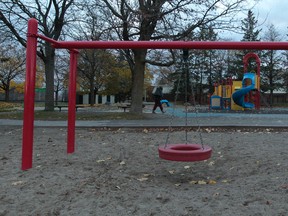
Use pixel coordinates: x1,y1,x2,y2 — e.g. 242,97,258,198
222,179,229,183
96,159,105,163
208,180,217,185
197,180,207,185
11,181,24,186
168,170,175,174
137,177,148,182
189,180,197,184
205,128,211,133
208,161,215,166
184,166,190,169
175,183,181,187
120,161,126,165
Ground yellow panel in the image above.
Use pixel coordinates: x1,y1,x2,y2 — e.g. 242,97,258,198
231,81,244,111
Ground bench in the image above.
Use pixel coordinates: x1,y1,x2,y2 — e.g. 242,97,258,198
54,105,85,112
118,104,131,112
118,104,145,112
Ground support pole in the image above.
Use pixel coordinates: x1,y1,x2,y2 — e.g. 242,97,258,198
243,53,261,110
67,50,79,153
22,18,38,170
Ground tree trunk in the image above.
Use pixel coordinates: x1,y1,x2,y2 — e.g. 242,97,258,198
4,86,10,102
55,90,59,105
44,44,56,111
130,50,146,113
89,79,95,106
269,89,273,106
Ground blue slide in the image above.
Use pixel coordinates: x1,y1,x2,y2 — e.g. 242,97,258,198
232,73,256,109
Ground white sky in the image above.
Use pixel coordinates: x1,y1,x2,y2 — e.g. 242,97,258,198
254,0,287,34
221,0,288,40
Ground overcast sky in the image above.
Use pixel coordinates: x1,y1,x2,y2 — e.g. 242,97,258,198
254,0,287,33
221,0,287,40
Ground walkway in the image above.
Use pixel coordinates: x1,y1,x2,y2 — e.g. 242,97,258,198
1,105,288,128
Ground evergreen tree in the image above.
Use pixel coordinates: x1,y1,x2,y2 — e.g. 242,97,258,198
282,50,288,93
197,25,218,95
282,30,288,93
241,10,261,42
170,25,219,104
261,24,283,105
230,10,262,80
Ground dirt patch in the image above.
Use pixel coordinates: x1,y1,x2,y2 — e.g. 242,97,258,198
0,126,287,215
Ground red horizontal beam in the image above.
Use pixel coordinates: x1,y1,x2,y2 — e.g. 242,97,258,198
52,40,288,50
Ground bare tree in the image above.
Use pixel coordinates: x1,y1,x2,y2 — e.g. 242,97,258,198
0,0,75,110
54,53,70,105
91,0,252,113
78,49,117,105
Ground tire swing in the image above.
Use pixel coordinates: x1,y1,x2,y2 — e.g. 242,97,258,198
158,49,212,162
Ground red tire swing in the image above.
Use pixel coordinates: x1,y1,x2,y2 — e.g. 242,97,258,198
158,144,212,162
158,49,212,162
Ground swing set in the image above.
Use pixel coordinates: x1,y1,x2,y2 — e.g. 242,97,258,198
22,18,288,170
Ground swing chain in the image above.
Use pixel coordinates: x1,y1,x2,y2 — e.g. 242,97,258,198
165,49,204,149
164,64,183,147
185,50,205,149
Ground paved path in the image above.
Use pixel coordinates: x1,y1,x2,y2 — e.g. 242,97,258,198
1,111,287,128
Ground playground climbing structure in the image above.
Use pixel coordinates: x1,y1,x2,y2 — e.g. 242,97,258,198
210,53,261,111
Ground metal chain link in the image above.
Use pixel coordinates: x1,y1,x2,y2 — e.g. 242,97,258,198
165,49,204,149
189,58,204,149
164,63,183,148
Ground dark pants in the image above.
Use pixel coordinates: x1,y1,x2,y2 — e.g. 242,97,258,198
153,96,163,112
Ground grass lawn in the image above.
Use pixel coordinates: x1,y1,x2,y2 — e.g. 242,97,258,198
0,102,149,120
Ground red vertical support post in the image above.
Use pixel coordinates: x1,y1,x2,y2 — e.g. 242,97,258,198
22,18,38,170
67,50,78,153
255,57,261,110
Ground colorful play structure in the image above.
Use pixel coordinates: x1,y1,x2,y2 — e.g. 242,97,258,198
210,53,261,111
22,18,288,170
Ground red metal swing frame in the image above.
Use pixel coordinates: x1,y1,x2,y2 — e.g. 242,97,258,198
22,18,288,169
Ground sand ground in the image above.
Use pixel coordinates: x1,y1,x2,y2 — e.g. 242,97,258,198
0,126,287,216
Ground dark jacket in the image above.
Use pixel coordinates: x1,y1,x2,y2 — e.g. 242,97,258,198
153,87,163,98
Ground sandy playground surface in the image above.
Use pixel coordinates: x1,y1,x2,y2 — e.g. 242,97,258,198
0,126,287,216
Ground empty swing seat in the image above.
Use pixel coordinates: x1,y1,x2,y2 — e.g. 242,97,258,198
158,144,212,162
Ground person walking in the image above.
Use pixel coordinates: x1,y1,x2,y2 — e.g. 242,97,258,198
152,86,165,114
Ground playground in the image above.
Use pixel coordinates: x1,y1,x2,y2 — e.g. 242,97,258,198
209,53,261,111
0,123,287,215
0,18,287,215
